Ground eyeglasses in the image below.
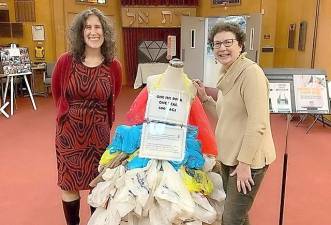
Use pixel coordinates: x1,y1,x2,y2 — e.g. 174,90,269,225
212,39,237,49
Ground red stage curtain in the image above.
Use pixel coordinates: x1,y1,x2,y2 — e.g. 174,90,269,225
121,0,198,6
123,27,181,86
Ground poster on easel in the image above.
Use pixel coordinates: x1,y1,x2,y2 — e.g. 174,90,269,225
293,74,329,113
0,47,31,75
269,82,292,113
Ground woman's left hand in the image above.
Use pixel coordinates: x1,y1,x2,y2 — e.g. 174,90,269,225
230,162,255,194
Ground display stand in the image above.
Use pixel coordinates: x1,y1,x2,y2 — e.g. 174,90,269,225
0,46,37,116
265,68,330,133
0,101,9,118
265,68,330,225
279,114,291,225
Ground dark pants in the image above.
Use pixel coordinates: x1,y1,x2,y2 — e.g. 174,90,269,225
220,163,268,225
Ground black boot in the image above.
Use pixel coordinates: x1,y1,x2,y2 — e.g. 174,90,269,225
90,206,96,215
89,189,96,215
62,199,80,225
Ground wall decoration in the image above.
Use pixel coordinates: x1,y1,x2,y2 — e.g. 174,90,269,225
32,25,44,41
122,7,196,28
76,0,106,4
211,0,240,7
138,41,168,63
288,23,296,49
298,21,307,51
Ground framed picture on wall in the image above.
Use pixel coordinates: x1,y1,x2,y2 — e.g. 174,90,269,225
298,21,307,51
75,0,107,4
32,25,44,41
211,0,241,7
288,23,296,49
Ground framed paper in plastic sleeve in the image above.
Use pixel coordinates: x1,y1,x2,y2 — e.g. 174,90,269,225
32,25,45,41
139,122,187,161
139,89,190,161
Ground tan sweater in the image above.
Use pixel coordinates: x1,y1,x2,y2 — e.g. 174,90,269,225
204,54,276,169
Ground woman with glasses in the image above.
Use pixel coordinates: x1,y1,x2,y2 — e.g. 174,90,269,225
193,22,276,225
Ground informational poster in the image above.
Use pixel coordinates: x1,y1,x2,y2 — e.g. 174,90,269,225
0,47,31,75
269,82,292,113
139,122,187,161
293,74,329,113
32,25,45,41
139,89,190,161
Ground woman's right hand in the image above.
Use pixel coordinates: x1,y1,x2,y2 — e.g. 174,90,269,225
192,79,208,101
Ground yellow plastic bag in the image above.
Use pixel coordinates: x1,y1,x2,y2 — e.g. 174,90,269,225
99,151,119,166
180,167,214,195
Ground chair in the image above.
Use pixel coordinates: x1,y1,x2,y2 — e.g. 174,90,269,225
43,63,54,96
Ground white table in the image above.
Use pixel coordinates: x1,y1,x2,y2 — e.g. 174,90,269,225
134,63,168,89
2,72,37,116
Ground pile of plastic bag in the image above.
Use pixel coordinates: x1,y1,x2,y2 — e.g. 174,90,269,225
87,124,226,225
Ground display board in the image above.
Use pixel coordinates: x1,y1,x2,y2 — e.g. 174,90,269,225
264,68,330,114
0,47,31,75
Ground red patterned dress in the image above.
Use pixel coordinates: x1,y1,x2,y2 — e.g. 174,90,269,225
56,62,113,191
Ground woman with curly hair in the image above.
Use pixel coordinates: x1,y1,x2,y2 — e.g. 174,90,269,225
193,22,276,225
52,8,122,225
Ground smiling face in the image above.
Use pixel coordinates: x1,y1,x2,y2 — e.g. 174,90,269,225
83,14,104,50
213,31,242,69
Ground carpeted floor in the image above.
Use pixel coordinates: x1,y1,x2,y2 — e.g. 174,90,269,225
0,86,330,225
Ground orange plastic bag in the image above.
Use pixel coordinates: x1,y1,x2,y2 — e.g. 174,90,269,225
125,87,218,156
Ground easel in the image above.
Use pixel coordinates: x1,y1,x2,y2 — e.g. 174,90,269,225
279,114,291,225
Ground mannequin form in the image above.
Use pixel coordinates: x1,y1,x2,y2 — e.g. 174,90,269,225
146,59,197,99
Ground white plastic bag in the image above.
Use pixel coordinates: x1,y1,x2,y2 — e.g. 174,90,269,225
191,192,217,224
88,207,108,225
203,155,216,172
207,172,226,202
154,161,195,218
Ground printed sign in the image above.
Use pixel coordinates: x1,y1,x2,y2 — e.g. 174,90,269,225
139,122,186,161
293,74,329,113
269,82,292,113
145,89,190,125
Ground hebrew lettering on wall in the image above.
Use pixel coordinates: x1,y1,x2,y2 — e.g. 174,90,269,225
126,9,136,26
121,7,196,27
138,11,149,24
161,11,173,24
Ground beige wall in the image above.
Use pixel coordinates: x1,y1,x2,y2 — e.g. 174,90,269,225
273,0,317,68
197,0,277,68
259,0,277,68
314,0,331,79
52,0,126,83
1,0,331,82
0,0,55,62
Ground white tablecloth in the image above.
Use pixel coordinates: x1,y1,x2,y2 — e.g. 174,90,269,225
134,63,168,89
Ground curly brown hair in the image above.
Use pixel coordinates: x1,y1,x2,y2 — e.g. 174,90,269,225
208,22,246,53
68,8,115,63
